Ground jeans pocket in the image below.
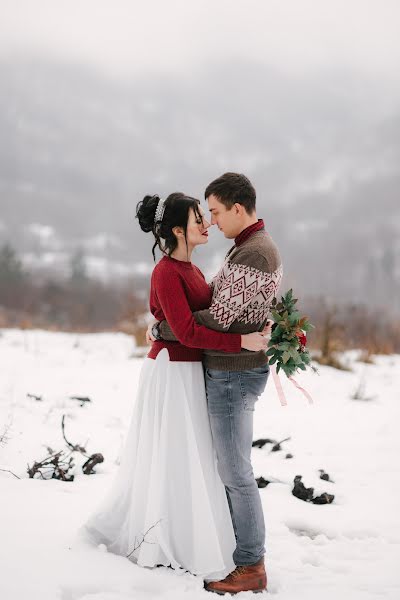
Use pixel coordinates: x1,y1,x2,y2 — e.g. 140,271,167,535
205,369,230,417
205,368,229,382
239,367,269,411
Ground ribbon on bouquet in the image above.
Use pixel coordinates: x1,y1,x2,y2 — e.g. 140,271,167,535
270,364,313,406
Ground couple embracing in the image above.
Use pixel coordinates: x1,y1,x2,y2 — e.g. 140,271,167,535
82,172,283,595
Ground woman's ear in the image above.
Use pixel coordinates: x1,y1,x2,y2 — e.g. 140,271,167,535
172,225,184,238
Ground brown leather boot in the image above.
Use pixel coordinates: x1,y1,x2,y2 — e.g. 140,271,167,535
205,558,267,595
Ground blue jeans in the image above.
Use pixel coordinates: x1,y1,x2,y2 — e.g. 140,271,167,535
204,364,269,566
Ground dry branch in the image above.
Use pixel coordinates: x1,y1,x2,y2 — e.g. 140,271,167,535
126,520,162,559
61,415,86,453
27,393,42,402
82,453,104,475
0,468,21,479
69,396,92,407
27,450,75,481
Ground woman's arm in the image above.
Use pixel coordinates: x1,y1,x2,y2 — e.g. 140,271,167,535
154,267,241,353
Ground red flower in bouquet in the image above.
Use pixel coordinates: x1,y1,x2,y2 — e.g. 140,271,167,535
296,331,307,351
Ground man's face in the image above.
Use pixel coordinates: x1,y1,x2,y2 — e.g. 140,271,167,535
207,194,243,239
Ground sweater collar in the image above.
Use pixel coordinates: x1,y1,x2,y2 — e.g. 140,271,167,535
164,255,193,269
234,219,265,247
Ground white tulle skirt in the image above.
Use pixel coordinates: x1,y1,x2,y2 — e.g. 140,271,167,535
81,348,236,580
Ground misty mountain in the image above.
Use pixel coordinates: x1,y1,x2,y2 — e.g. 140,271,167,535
0,56,399,313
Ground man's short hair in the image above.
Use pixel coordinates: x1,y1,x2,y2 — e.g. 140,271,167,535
205,172,256,215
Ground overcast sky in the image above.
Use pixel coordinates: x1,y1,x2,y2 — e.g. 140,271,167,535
1,1,399,310
1,0,400,80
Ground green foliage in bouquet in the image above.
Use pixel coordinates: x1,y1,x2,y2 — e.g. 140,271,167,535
266,289,316,377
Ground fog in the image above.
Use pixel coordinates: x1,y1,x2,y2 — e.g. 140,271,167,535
1,1,399,313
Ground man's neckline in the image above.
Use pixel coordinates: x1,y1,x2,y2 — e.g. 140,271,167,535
234,219,265,247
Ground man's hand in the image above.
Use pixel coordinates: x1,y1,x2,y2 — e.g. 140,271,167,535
262,319,274,339
146,320,159,344
240,320,274,352
241,332,268,352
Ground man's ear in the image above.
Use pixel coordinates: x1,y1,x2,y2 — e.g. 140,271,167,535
234,203,244,216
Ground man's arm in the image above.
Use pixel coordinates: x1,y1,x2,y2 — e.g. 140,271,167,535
159,309,220,341
159,251,282,340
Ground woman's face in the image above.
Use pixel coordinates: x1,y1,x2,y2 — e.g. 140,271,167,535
185,205,211,248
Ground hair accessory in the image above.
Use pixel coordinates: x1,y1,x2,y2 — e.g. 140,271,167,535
154,196,166,225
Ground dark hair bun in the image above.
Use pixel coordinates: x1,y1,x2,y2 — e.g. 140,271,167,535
136,191,200,261
135,195,160,233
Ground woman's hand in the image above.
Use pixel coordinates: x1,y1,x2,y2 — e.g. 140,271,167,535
146,320,158,344
241,332,268,352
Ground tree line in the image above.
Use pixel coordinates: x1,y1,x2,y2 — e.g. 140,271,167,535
1,242,399,358
0,243,147,341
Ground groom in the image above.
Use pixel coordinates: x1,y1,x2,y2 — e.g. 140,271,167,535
151,172,282,594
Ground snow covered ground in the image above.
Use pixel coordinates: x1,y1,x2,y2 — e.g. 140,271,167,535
0,328,399,600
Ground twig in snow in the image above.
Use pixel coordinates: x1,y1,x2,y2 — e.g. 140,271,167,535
126,520,162,559
27,393,42,402
271,437,291,452
0,421,12,447
61,415,86,453
0,468,21,479
25,416,104,481
252,436,292,451
62,415,104,475
27,450,75,481
252,438,276,449
82,453,104,475
69,396,92,407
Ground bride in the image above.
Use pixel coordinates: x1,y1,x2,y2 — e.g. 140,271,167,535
81,192,267,580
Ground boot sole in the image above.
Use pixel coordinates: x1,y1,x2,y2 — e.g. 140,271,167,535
206,588,267,595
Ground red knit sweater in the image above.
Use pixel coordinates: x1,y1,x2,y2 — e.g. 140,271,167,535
148,255,242,361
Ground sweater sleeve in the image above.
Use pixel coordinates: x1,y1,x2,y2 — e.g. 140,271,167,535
155,267,241,352
159,250,283,339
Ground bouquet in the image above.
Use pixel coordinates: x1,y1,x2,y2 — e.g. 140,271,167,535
266,289,316,378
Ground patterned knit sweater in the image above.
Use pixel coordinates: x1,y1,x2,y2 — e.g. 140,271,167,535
159,220,283,371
